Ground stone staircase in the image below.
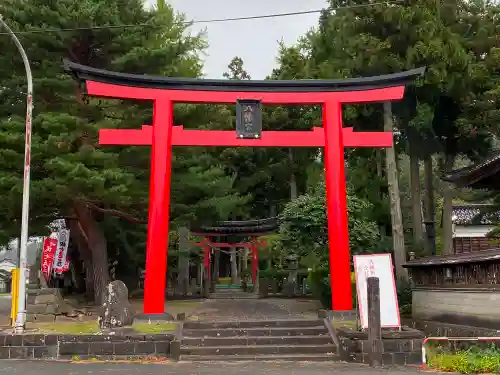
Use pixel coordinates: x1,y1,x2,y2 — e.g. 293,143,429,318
180,319,339,361
209,287,258,300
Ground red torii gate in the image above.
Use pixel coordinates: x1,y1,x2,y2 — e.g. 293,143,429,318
64,60,424,316
191,238,266,286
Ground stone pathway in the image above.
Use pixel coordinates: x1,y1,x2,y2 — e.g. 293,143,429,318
0,296,322,326
0,360,425,375
186,298,321,321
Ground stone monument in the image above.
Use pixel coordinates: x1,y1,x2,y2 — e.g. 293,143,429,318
98,280,134,329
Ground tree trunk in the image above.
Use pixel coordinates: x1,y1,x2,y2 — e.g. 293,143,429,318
376,150,386,237
69,219,95,300
289,148,298,199
242,247,248,282
73,201,110,304
230,247,238,284
213,249,220,283
409,144,424,244
423,155,436,254
383,102,407,280
441,154,455,255
238,250,242,277
242,248,248,272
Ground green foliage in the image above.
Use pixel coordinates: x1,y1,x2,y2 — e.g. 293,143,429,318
1,0,500,290
0,0,208,241
309,267,413,313
429,345,500,374
0,0,251,254
396,278,413,316
278,180,380,265
308,268,332,309
308,267,357,309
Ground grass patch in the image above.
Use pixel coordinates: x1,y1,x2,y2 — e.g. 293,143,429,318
428,344,500,374
132,322,177,334
30,321,178,334
331,319,357,329
32,321,100,334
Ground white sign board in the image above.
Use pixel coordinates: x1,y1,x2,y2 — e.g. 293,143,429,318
353,253,400,329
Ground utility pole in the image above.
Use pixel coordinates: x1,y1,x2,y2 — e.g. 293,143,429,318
0,14,34,333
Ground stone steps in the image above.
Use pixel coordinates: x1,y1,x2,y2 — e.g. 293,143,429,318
182,335,332,347
180,319,338,362
181,343,337,356
209,292,258,299
179,353,339,362
183,319,324,329
183,326,328,337
209,288,257,300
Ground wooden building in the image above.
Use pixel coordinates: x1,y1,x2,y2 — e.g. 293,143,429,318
405,152,500,329
451,204,500,253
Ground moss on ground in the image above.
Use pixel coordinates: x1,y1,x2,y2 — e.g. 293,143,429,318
30,321,178,334
331,319,357,329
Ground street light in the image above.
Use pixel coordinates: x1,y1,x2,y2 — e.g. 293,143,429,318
0,14,34,333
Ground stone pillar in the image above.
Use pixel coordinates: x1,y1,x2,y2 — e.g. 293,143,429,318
230,247,238,284
243,248,248,272
197,259,202,286
177,227,190,296
212,249,220,291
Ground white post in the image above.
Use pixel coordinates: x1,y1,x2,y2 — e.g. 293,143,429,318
0,14,34,333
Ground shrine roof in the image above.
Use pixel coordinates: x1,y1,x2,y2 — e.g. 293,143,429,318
452,204,500,226
191,217,278,236
442,151,500,190
403,248,500,267
63,60,425,93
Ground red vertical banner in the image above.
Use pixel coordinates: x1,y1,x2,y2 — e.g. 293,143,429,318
41,235,58,281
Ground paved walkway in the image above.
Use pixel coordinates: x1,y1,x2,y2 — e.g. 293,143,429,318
0,361,426,374
186,298,321,321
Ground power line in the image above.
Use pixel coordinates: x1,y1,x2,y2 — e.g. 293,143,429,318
0,1,403,36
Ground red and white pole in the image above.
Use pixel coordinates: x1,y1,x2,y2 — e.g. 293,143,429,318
0,15,34,333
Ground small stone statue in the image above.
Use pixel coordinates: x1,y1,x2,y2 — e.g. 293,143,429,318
98,280,134,329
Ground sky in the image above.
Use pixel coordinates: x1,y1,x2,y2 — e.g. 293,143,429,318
145,0,328,79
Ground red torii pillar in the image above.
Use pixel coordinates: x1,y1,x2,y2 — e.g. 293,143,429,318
64,60,424,314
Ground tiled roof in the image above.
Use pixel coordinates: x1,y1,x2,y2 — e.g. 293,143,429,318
443,152,500,189
452,204,500,225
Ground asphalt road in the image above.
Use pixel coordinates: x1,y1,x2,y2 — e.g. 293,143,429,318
0,296,11,312
0,361,426,375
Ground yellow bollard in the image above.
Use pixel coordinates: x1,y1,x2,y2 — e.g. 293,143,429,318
10,268,19,327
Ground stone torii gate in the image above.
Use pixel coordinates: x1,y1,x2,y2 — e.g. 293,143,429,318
64,60,424,317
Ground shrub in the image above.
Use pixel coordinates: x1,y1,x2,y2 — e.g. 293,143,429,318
308,268,356,309
309,268,413,315
396,278,412,316
429,345,500,374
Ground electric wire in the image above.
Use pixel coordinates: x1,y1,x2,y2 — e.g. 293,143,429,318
0,1,404,36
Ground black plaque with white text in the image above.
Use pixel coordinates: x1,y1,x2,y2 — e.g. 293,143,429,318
236,99,262,139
